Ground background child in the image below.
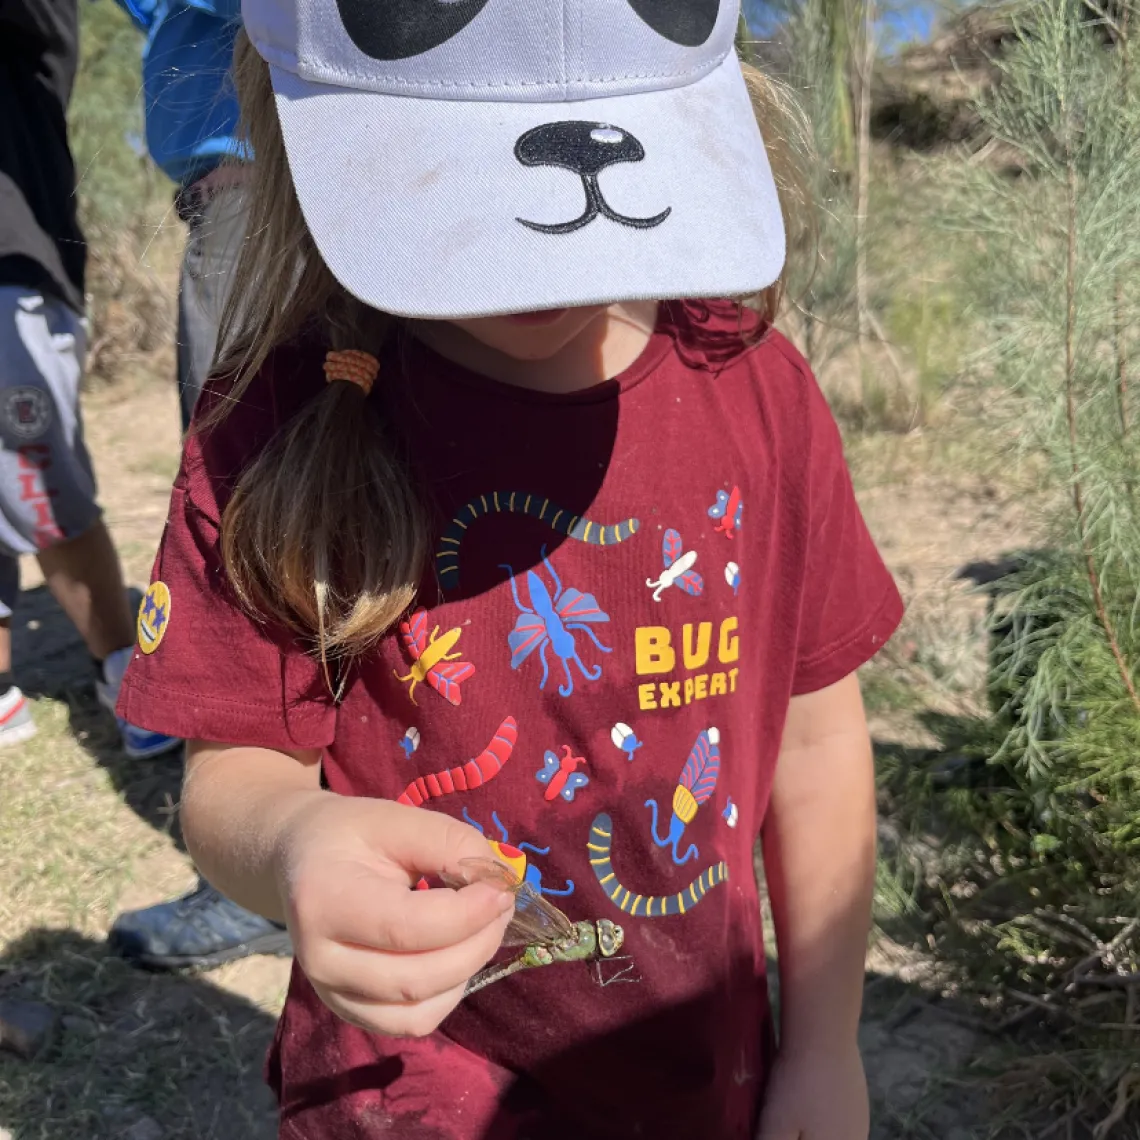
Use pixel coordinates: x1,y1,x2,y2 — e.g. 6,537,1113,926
119,1,903,1137
0,0,179,759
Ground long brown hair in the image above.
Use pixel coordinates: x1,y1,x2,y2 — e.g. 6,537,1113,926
212,30,814,669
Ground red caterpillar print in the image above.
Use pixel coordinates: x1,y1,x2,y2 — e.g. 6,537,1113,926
397,716,518,807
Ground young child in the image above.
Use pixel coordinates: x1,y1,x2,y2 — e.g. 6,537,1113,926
119,2,903,1137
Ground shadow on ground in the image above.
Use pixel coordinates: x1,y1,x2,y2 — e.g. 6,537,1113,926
0,927,986,1140
11,584,187,851
0,929,277,1140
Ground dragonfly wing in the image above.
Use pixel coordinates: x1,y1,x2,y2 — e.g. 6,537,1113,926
555,588,610,625
708,490,729,519
440,858,524,943
662,528,682,569
442,855,521,888
442,856,577,945
506,884,578,946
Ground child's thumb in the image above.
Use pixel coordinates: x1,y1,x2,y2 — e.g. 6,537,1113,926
363,800,503,886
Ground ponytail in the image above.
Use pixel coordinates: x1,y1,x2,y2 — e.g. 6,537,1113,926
221,369,427,664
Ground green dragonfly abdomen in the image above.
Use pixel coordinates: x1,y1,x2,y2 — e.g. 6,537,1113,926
448,856,627,996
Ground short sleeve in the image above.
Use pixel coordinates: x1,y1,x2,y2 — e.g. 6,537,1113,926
791,373,904,696
117,454,336,753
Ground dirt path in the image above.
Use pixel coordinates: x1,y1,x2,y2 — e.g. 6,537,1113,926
0,375,1025,1139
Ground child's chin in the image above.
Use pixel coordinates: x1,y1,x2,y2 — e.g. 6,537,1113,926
473,313,593,359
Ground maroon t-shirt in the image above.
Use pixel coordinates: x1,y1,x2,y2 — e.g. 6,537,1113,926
120,301,903,1140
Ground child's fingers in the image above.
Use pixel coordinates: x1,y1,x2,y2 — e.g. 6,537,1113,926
308,876,514,954
301,912,511,1005
318,980,470,1039
359,803,503,883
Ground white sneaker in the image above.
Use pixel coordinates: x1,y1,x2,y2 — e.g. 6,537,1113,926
95,647,182,760
0,685,36,747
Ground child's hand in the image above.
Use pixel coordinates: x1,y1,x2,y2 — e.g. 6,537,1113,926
273,795,515,1038
755,1044,869,1140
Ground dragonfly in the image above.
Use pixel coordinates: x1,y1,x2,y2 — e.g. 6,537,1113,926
442,856,633,995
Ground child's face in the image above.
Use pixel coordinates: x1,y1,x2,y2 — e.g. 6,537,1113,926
445,305,610,361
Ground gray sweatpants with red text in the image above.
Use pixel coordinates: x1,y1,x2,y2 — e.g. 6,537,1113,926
0,287,100,618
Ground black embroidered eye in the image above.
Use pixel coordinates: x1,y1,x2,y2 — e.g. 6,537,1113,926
626,0,720,46
335,0,491,61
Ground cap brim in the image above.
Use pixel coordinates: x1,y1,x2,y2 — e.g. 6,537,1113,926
271,52,785,320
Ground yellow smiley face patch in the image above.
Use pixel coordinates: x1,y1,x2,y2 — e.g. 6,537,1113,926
137,581,171,655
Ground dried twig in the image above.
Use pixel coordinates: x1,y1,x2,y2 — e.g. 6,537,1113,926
1092,1068,1140,1140
1072,973,1140,989
1068,918,1140,983
865,308,909,388
1006,989,1140,1031
1079,0,1127,39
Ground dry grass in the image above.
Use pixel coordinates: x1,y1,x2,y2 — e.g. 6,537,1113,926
0,699,164,940
0,687,285,1140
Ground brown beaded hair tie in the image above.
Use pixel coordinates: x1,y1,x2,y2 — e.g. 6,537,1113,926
323,349,379,397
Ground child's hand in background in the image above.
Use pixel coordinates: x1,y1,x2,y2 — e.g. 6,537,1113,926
755,1044,869,1140
273,796,515,1037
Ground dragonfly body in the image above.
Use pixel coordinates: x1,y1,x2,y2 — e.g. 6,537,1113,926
443,856,625,997
464,918,621,995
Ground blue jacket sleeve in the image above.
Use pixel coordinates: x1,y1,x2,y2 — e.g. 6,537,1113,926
184,0,241,16
106,0,160,33
107,0,242,34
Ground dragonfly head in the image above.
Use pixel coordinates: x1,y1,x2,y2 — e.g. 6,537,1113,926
596,919,624,957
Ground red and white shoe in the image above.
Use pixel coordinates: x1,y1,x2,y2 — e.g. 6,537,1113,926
0,686,36,748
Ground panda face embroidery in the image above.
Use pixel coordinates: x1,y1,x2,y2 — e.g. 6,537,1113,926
331,1,725,234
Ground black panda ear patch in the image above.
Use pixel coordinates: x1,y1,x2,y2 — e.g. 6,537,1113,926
625,0,720,46
335,0,490,60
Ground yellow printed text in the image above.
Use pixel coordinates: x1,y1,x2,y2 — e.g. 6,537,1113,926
634,618,741,711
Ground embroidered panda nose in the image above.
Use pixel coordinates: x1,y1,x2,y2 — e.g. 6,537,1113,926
514,121,672,235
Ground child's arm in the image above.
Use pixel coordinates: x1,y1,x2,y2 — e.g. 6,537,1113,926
181,741,516,1037
756,672,875,1140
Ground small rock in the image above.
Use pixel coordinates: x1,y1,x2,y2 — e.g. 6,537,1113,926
0,998,58,1059
124,1117,163,1140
